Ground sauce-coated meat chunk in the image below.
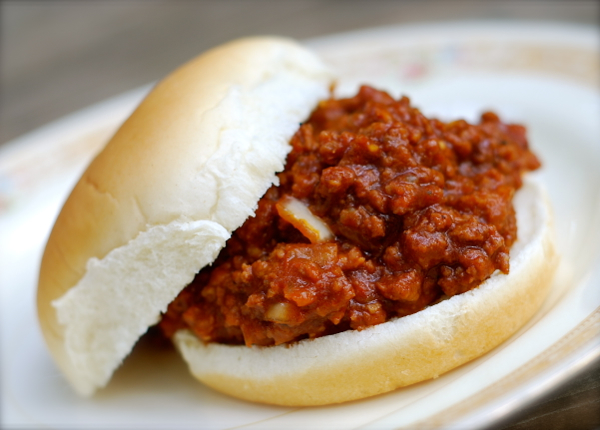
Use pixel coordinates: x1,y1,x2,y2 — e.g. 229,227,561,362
160,86,540,347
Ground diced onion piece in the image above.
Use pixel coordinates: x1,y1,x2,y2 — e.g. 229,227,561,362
265,302,294,324
276,195,333,243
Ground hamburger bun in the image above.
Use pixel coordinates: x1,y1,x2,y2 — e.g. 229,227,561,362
37,36,556,405
174,176,556,405
37,36,333,396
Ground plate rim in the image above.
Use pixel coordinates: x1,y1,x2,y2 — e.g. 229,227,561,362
1,19,599,430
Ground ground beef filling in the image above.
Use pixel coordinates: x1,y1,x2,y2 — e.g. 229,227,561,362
159,86,541,347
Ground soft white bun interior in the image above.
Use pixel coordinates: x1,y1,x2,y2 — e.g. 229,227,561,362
37,37,332,396
173,176,556,406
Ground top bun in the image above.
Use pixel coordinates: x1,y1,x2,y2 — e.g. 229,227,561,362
37,37,333,396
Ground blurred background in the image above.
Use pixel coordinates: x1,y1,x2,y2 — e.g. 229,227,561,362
1,1,599,429
1,0,599,145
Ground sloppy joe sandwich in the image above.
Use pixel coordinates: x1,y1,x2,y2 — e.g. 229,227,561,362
37,36,557,406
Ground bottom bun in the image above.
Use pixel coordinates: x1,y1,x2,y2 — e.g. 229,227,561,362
173,177,556,406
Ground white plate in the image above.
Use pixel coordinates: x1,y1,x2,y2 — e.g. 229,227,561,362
1,21,599,430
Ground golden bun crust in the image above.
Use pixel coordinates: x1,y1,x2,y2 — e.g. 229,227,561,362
173,177,556,406
37,37,332,396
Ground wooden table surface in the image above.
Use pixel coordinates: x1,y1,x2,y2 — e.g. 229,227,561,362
1,1,599,429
